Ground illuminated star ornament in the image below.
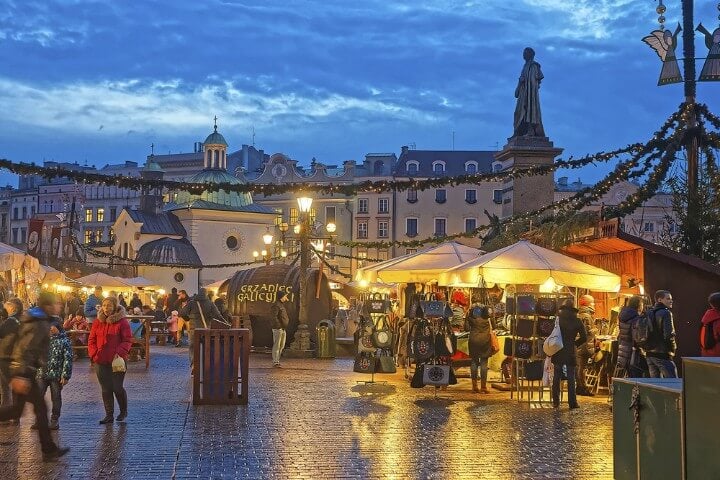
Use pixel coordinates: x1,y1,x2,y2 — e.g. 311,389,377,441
642,24,683,86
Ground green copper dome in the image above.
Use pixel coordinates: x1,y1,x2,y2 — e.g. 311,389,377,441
169,169,254,212
204,125,228,146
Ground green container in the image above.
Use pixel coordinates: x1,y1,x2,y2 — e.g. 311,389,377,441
316,319,336,358
613,378,684,480
683,357,720,480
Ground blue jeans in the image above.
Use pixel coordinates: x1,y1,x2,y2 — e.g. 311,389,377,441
272,329,286,364
552,364,577,407
470,357,489,383
646,356,678,378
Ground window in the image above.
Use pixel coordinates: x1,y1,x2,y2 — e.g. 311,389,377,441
95,229,103,243
434,218,446,236
85,208,93,222
435,189,446,204
20,228,26,244
378,198,389,214
309,208,317,224
12,228,17,244
493,190,503,204
174,272,184,283
465,218,477,233
378,220,389,238
357,198,369,214
13,208,17,220
289,207,298,225
30,206,35,216
226,235,239,250
274,208,283,226
406,161,419,175
406,218,418,237
378,249,389,261
109,207,117,222
373,160,384,175
406,248,417,255
22,207,27,219
407,188,418,203
84,230,92,244
357,250,368,269
97,208,105,222
465,162,478,174
325,206,336,223
357,221,368,239
0,214,5,227
668,221,679,234
432,161,445,174
643,222,654,232
465,189,477,204
493,163,503,173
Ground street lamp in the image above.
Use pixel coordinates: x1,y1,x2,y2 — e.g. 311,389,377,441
288,196,314,355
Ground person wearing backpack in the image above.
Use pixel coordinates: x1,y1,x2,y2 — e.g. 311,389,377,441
700,292,720,356
551,299,587,409
617,296,647,377
645,290,678,378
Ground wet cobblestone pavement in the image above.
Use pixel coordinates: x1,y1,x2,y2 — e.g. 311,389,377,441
0,347,613,479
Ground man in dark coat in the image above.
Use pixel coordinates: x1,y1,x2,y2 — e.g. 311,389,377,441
178,289,224,362
0,292,70,461
270,291,290,367
645,290,677,378
165,287,179,315
551,300,587,409
616,296,646,378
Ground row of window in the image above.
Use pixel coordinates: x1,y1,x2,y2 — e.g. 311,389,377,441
356,217,478,239
12,205,35,220
404,160,480,175
357,190,502,211
85,207,118,223
84,227,115,244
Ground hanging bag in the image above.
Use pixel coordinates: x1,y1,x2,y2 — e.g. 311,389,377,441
422,361,451,386
366,292,390,314
353,352,376,373
421,293,446,318
357,316,377,354
372,315,394,349
410,318,435,362
543,317,564,356
376,350,397,374
489,327,500,356
112,354,126,373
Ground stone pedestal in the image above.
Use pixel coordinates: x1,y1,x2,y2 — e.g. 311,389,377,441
285,324,314,358
494,136,563,219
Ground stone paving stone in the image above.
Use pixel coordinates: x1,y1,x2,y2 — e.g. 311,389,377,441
0,347,614,479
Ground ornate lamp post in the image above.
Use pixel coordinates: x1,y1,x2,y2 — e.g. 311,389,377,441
288,196,314,354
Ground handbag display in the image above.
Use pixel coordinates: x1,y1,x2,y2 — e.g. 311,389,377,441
523,360,544,381
490,329,500,356
515,317,535,338
366,293,390,314
112,355,126,373
420,293,446,318
410,318,435,362
357,316,376,354
514,338,534,359
410,364,425,388
515,294,537,315
536,317,555,337
422,363,451,386
434,319,455,356
542,317,564,356
353,353,376,373
372,315,394,349
376,351,396,374
535,297,557,316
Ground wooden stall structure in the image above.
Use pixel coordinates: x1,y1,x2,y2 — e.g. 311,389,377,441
563,219,720,362
192,328,251,405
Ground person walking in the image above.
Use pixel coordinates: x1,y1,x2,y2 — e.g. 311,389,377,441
0,292,70,460
128,293,142,311
88,296,132,424
576,295,597,396
645,290,678,378
0,298,22,415
699,292,720,357
616,296,647,378
465,305,493,394
165,287,179,316
36,321,73,430
551,299,587,409
84,286,103,326
178,289,223,362
270,291,290,367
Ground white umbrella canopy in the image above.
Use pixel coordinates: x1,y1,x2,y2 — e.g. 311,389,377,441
75,272,133,289
438,240,621,292
122,276,162,289
356,241,483,284
39,265,65,284
0,242,29,271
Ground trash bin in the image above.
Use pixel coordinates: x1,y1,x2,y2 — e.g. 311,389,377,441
316,319,336,358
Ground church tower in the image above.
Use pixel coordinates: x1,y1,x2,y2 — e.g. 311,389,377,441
203,117,228,170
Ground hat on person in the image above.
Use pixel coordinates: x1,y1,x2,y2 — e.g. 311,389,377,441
579,295,595,307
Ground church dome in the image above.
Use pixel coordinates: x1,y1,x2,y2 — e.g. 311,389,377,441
170,169,254,211
204,125,228,146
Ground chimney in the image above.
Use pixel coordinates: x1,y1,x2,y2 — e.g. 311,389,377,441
401,145,409,155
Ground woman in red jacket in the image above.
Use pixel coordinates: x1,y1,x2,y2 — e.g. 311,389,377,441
88,296,131,424
700,292,720,357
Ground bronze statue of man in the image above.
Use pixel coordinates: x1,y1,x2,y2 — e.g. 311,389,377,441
513,47,545,137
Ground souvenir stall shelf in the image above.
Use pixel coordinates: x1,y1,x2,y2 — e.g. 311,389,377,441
506,293,570,403
353,293,396,383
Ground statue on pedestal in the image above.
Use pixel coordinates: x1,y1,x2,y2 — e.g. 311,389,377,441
513,47,545,138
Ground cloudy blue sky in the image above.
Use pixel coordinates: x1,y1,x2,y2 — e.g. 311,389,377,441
1,0,719,186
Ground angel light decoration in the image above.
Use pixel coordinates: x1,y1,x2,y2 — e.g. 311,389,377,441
697,23,720,82
642,24,683,85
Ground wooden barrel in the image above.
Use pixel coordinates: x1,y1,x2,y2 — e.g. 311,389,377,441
225,264,332,347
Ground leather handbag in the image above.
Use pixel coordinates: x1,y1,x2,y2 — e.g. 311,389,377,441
410,364,425,388
514,338,534,359
516,294,537,316
536,317,555,337
376,351,396,374
535,297,557,316
357,316,376,354
515,317,535,338
489,329,500,355
422,363,451,386
421,293,446,318
372,315,394,349
353,353,376,373
410,318,435,362
523,360,544,381
366,292,390,314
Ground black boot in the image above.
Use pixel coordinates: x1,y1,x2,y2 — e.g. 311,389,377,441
115,390,128,422
99,392,114,424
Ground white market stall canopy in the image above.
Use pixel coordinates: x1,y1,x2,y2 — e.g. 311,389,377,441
39,265,65,284
438,240,621,292
355,241,483,284
75,272,133,289
121,276,163,289
0,242,34,271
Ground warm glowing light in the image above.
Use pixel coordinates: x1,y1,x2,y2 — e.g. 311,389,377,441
279,222,289,233
262,228,274,245
326,222,336,233
261,250,267,257
293,224,301,234
639,283,645,295
297,196,313,213
539,277,557,293
158,289,166,295
280,250,288,258
253,251,260,258
102,291,109,298
43,283,49,288
359,279,369,288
